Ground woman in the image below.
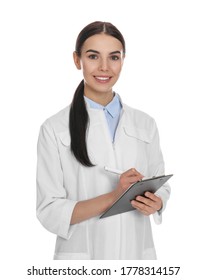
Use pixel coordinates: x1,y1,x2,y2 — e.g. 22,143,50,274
36,21,171,260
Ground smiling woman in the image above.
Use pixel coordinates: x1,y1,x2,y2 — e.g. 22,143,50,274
71,22,126,167
73,34,124,104
36,21,171,260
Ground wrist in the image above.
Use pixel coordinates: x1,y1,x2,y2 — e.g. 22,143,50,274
109,188,123,204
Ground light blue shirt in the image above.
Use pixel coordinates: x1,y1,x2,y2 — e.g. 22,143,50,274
84,94,122,142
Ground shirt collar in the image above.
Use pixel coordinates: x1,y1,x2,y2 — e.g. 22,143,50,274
84,93,122,118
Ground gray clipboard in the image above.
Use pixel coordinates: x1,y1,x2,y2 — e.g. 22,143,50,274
100,174,173,219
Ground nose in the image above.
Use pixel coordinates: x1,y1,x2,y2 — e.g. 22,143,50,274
99,58,108,71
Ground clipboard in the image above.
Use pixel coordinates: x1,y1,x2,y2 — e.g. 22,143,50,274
100,174,173,219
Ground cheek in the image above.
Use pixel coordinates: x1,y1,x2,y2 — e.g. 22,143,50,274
82,62,97,76
110,62,122,75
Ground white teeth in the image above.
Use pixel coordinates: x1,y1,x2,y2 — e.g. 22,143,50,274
95,76,110,80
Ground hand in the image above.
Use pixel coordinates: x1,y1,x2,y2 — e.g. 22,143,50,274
131,192,162,216
116,168,144,194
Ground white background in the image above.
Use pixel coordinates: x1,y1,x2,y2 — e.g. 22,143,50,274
0,0,207,279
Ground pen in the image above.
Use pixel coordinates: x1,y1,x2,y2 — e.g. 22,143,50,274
104,166,123,175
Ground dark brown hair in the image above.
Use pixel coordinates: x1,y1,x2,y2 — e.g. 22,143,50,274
69,21,126,166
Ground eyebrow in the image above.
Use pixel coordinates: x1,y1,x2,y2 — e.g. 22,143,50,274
85,49,121,55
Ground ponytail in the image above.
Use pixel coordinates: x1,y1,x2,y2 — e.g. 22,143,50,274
69,80,94,167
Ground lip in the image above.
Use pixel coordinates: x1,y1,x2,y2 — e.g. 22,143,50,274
94,76,112,83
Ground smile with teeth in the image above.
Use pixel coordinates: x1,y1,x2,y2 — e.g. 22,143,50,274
94,76,111,82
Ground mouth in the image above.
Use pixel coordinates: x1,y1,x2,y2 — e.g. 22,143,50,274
94,76,112,83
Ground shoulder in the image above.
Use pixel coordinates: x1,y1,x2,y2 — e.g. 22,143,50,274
40,106,70,134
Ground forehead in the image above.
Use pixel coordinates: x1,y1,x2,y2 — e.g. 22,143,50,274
81,33,123,53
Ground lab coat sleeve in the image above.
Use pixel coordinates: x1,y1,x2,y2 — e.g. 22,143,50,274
36,121,77,239
148,119,171,225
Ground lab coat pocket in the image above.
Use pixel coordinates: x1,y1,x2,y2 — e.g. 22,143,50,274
58,131,73,161
59,131,70,147
123,126,151,144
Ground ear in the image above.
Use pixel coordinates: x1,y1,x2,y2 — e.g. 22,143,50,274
73,51,81,70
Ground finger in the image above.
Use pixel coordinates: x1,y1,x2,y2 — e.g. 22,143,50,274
144,192,160,202
128,175,143,184
120,171,143,187
123,168,144,179
131,200,154,215
135,196,155,208
136,195,162,211
144,193,162,211
132,170,144,180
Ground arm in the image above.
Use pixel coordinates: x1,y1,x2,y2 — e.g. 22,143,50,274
71,168,144,224
70,191,118,224
36,121,77,239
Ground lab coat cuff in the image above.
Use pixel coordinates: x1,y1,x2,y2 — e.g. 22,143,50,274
58,200,78,240
152,191,168,225
153,209,162,225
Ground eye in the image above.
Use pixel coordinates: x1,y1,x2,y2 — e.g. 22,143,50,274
88,54,98,60
110,55,120,61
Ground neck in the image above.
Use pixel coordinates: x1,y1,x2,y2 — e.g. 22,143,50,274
84,88,114,106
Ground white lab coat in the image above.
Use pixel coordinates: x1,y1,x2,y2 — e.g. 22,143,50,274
36,101,171,260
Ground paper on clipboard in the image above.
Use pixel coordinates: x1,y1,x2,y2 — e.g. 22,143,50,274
100,174,173,219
